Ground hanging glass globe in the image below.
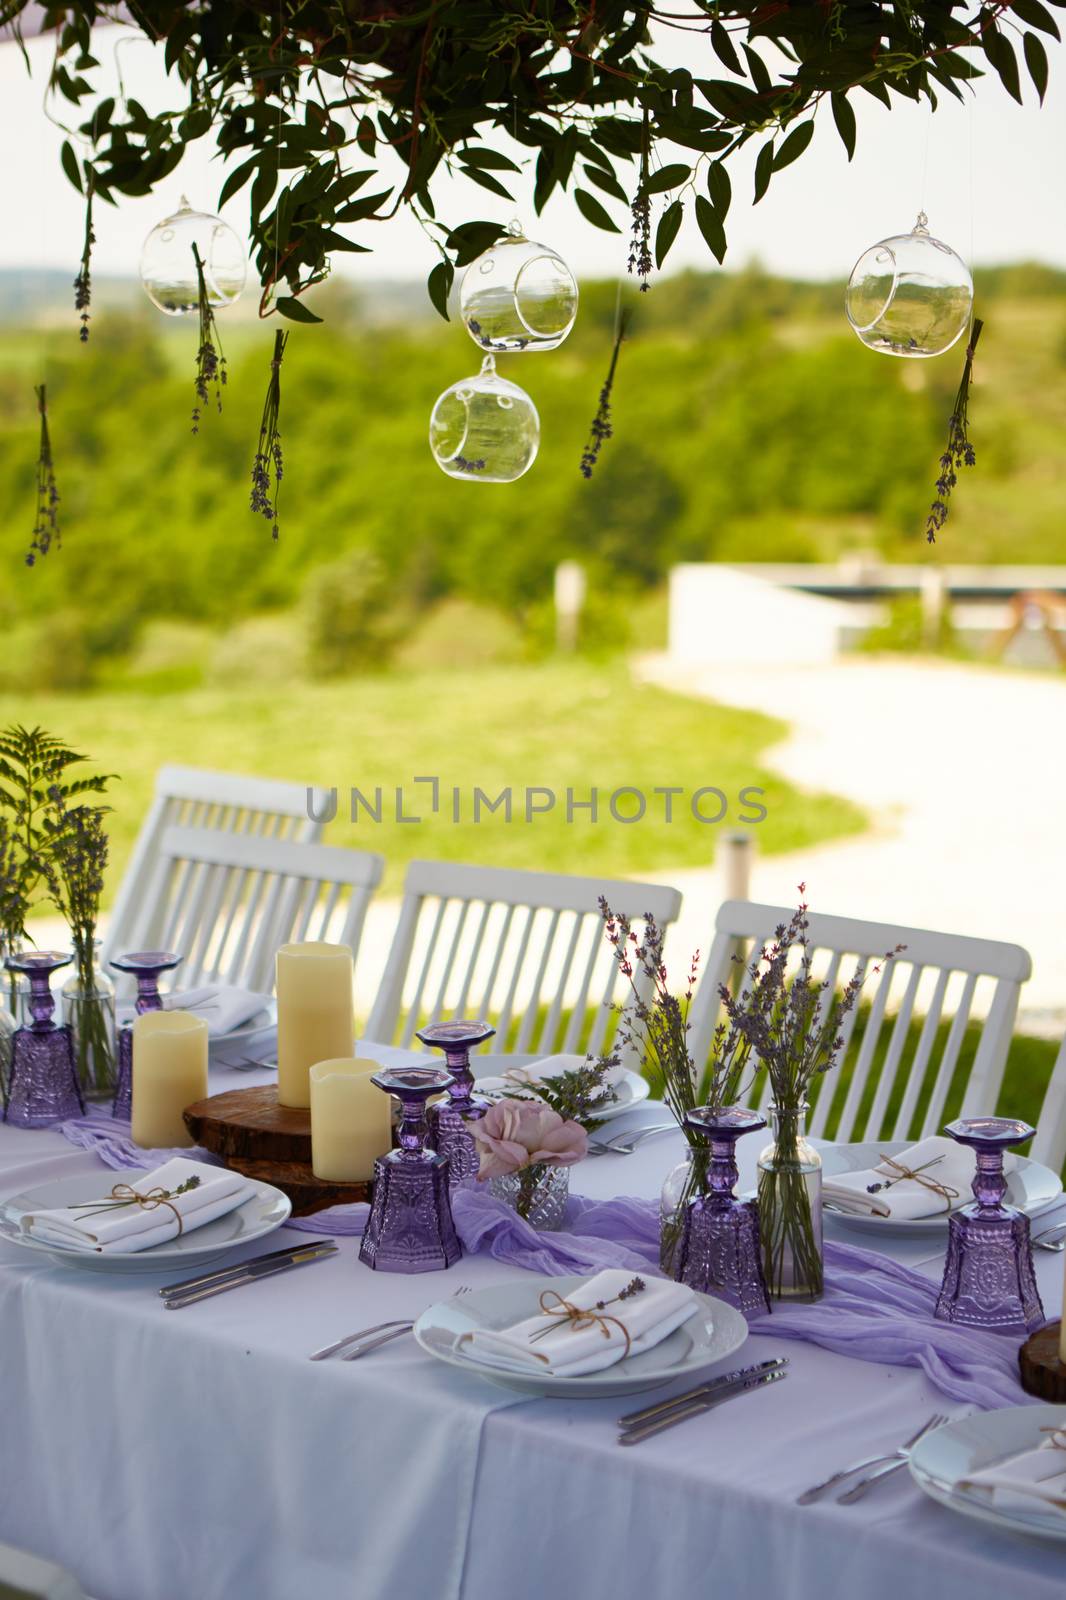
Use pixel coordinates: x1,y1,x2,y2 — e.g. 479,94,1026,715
459,221,578,354
139,196,247,316
429,355,540,483
845,213,973,358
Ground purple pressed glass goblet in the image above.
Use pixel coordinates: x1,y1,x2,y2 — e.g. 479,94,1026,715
359,1066,463,1273
417,1019,496,1191
673,1106,771,1315
4,951,83,1128
934,1116,1044,1334
109,952,184,1120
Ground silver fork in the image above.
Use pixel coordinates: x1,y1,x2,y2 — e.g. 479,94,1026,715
1033,1218,1066,1252
587,1122,678,1157
796,1414,946,1504
836,1414,948,1503
309,1286,471,1361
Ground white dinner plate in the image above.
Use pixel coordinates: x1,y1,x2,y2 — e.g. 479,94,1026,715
909,1404,1066,1543
206,1001,277,1048
0,1166,291,1274
470,1054,650,1125
820,1139,1062,1237
413,1274,748,1398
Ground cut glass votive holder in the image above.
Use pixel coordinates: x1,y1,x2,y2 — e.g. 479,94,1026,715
934,1116,1045,1334
4,951,83,1128
109,951,184,1120
418,1019,495,1191
359,1066,463,1273
673,1106,771,1316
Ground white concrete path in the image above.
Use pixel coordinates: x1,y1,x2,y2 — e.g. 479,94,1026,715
635,653,1066,1031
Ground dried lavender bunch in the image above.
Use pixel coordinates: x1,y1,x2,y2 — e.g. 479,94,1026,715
26,385,60,567
579,311,629,480
41,794,110,979
191,243,226,434
250,329,287,540
505,1054,616,1131
926,318,982,544
73,172,95,343
627,109,653,291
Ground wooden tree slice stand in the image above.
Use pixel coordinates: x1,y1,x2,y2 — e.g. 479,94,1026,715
184,1085,373,1217
1019,1322,1066,1402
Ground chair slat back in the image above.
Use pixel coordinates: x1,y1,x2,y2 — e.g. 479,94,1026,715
103,765,330,968
1032,1032,1066,1174
687,900,1030,1144
121,825,383,994
365,860,683,1065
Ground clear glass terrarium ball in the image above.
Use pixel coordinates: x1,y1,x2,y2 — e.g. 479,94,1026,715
845,213,973,358
459,222,578,353
429,355,540,483
140,196,247,316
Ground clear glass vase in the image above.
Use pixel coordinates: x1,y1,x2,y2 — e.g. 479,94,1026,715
61,962,117,1104
660,1145,713,1276
491,1163,570,1230
0,993,15,1110
757,1103,823,1301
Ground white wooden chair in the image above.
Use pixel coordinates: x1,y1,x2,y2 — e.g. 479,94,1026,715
687,899,1031,1143
118,825,384,994
365,860,683,1066
1032,1032,1066,1174
102,764,329,970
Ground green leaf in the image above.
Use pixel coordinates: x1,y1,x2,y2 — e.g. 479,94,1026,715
1024,30,1050,100
427,260,453,321
318,229,371,253
655,199,683,267
695,195,727,264
753,140,775,203
831,93,856,161
574,187,622,233
710,19,743,76
983,25,1024,104
461,148,521,172
643,162,690,195
583,162,628,204
60,140,83,194
742,44,773,96
1009,0,1060,39
773,120,814,171
275,296,322,324
218,155,258,209
459,165,514,200
706,161,731,218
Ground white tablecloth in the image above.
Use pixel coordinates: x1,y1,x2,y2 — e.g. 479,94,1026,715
1,1067,1064,1600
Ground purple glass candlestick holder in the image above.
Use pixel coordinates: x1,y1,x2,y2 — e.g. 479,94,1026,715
4,951,83,1128
934,1116,1045,1334
673,1106,771,1316
109,951,184,1120
359,1066,463,1273
417,1019,496,1191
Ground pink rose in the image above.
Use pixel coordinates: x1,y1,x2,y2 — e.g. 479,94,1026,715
470,1099,588,1180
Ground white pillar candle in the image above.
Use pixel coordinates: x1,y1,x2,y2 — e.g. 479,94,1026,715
131,1011,208,1148
276,942,354,1109
310,1058,391,1183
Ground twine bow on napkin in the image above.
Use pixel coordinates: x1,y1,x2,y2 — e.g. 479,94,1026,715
529,1277,647,1361
67,1175,202,1236
874,1154,960,1214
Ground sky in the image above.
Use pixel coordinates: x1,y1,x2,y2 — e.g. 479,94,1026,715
1,16,1064,290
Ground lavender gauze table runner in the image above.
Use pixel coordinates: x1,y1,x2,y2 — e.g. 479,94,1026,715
58,1113,1034,1410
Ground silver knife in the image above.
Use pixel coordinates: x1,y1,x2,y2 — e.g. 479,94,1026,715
619,1366,788,1445
619,1357,788,1430
160,1238,338,1298
163,1243,337,1308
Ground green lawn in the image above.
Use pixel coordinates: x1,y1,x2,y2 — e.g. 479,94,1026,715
4,659,866,899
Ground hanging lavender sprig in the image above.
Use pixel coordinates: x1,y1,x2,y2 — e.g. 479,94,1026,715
26,385,60,567
926,318,983,544
73,171,95,343
191,243,226,434
579,310,629,480
627,109,653,292
250,329,288,541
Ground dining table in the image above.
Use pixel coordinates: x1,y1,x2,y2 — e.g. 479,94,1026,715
1,1058,1064,1600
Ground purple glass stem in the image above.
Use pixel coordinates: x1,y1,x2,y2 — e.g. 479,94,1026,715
359,1067,463,1273
417,1021,495,1192
674,1107,770,1316
109,953,182,1118
3,954,82,1127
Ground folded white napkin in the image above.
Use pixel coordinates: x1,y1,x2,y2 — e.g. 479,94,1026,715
476,1052,626,1098
823,1135,1017,1220
458,1269,699,1377
21,1158,252,1254
961,1434,1066,1521
164,985,273,1038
